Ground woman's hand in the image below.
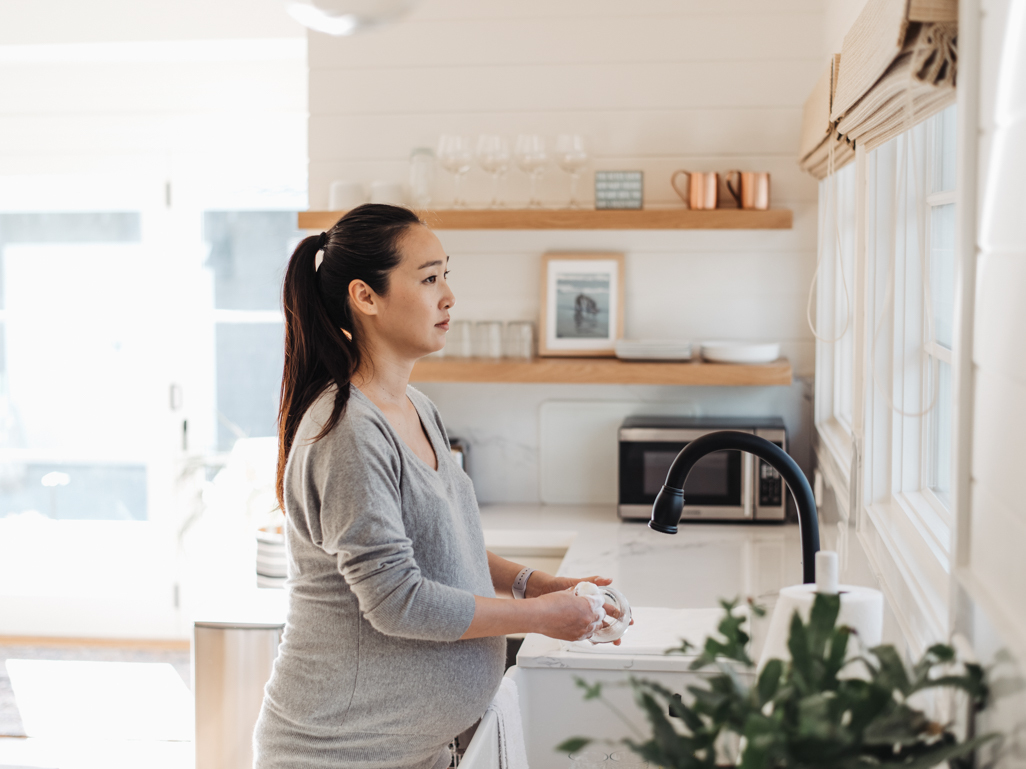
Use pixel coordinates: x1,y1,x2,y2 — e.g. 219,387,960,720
527,575,634,646
531,588,607,642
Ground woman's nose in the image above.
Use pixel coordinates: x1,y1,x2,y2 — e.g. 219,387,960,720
442,284,455,310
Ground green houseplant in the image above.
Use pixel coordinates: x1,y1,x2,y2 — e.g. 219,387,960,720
559,595,996,769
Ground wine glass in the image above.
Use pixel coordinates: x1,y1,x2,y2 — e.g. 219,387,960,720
476,135,511,209
556,134,589,209
437,135,473,208
514,134,548,208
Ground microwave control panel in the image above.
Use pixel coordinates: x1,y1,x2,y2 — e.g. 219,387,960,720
758,460,783,507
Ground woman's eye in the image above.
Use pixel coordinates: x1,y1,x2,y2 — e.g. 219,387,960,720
443,270,450,279
424,275,436,284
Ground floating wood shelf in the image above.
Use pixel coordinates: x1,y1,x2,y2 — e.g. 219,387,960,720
410,357,793,386
298,208,793,231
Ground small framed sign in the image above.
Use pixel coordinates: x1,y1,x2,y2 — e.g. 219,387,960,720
594,171,643,209
539,252,625,357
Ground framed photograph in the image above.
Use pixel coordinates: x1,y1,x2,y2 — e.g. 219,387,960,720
539,252,625,357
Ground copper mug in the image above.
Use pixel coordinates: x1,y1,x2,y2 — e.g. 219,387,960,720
725,171,770,210
671,170,718,210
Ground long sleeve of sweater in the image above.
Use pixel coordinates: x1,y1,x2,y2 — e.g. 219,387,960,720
291,407,477,642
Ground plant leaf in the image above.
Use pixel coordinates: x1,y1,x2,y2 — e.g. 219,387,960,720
788,610,813,693
880,732,1000,769
870,645,912,696
556,737,591,754
809,593,842,657
757,659,783,705
862,703,931,746
825,626,851,682
574,677,604,700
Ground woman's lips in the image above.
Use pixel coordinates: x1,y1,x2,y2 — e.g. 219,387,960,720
436,321,450,331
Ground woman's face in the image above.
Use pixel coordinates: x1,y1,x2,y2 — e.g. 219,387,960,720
356,224,455,359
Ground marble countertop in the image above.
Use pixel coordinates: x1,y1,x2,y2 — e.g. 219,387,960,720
479,504,808,671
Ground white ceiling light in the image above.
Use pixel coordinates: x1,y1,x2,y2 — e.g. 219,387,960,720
284,0,420,35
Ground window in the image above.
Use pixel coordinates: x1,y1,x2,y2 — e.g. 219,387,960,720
814,162,857,432
815,105,960,651
0,213,150,521
925,107,957,506
813,159,857,513
203,212,300,451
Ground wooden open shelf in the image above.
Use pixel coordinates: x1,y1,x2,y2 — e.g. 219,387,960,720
298,208,793,231
410,357,793,386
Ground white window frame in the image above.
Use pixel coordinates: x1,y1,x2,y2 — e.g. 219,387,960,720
815,107,960,654
813,162,858,521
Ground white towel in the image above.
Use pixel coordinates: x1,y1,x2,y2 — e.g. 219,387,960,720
486,676,529,769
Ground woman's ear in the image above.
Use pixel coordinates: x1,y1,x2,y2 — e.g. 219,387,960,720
348,279,379,318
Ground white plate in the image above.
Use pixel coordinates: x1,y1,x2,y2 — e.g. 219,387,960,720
700,341,780,364
615,339,692,361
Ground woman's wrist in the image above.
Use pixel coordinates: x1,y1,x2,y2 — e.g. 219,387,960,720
524,570,558,599
511,567,535,599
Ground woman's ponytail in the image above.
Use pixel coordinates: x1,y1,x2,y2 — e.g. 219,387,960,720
275,204,422,511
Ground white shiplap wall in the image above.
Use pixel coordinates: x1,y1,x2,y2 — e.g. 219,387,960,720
308,0,827,502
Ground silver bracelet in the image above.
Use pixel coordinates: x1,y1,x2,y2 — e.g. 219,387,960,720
511,567,535,600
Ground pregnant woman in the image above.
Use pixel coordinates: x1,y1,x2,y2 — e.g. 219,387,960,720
254,204,620,769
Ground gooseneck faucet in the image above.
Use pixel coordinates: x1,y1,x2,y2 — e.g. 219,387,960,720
649,431,821,583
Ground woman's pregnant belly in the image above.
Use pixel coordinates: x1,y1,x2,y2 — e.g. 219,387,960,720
264,619,505,741
346,631,506,737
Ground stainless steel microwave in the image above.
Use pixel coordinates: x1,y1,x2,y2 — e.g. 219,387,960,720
618,416,788,522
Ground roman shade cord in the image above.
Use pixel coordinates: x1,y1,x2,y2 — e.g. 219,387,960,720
805,140,852,344
911,22,957,87
869,82,941,419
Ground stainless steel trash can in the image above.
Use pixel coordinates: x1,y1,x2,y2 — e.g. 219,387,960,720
194,592,285,769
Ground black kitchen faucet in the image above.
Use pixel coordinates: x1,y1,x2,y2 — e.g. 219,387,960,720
649,431,821,583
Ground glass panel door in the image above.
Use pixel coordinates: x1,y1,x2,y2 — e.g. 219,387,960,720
0,204,185,638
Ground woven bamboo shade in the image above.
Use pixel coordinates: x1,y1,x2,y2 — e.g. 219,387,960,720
798,0,957,179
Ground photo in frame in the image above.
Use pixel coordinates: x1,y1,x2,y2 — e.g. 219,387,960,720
538,252,625,357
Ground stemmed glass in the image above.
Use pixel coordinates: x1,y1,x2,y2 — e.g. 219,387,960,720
437,135,474,208
514,134,548,208
556,134,589,208
476,135,511,209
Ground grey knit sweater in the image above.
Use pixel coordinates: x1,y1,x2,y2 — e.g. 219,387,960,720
253,385,505,769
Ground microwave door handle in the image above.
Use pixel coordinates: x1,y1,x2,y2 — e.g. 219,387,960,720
742,452,754,518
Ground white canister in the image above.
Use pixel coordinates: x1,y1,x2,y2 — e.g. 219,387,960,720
369,181,406,206
328,181,366,211
409,147,435,208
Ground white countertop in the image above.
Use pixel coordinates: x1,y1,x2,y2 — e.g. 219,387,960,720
480,504,808,671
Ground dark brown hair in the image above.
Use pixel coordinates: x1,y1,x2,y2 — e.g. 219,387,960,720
276,204,422,511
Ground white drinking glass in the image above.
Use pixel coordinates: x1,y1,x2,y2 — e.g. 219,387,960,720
504,321,535,359
437,135,474,208
446,320,474,358
474,321,505,359
476,135,511,209
515,134,549,208
556,134,589,209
